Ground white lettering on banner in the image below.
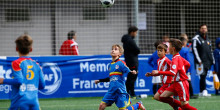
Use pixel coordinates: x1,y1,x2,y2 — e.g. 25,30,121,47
0,85,12,93
72,78,145,89
125,77,145,88
44,74,54,81
80,62,110,72
0,65,12,79
0,65,13,94
73,78,109,89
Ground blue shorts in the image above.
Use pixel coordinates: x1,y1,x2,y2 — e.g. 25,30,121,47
9,99,40,110
101,92,131,109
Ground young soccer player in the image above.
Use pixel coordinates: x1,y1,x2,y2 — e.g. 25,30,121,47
179,36,198,99
148,41,163,95
95,44,145,110
146,44,178,109
151,39,197,110
0,35,45,110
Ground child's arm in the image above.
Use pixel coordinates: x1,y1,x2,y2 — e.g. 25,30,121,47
182,58,190,72
151,70,175,76
38,65,45,90
1,62,23,85
95,77,110,84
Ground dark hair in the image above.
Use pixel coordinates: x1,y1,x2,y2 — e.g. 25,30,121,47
179,37,187,46
67,30,76,40
15,34,33,54
128,26,138,34
169,38,183,52
199,24,207,29
157,44,168,52
154,40,163,49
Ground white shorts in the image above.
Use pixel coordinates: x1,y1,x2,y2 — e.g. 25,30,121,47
152,76,161,84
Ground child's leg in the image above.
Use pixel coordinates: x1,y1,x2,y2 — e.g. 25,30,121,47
154,92,160,101
176,81,197,110
159,91,182,109
126,101,145,110
180,101,197,110
99,102,108,110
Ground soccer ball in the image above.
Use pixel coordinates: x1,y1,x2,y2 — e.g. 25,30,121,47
100,0,114,8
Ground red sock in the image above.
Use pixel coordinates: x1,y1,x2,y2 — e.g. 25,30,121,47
181,103,197,110
159,97,182,109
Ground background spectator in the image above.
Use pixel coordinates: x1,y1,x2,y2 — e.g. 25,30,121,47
59,30,79,55
162,34,170,53
121,26,140,98
192,24,215,97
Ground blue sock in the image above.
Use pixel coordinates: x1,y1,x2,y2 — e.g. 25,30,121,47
126,103,139,110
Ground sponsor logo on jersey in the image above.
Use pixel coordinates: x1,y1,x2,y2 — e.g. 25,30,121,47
20,83,26,92
172,65,176,69
39,63,62,95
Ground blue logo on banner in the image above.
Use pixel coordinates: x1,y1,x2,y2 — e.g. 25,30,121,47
39,63,62,95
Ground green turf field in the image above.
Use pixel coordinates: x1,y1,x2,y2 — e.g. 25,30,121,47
0,96,220,110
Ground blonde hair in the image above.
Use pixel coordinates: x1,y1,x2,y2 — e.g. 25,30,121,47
112,44,124,54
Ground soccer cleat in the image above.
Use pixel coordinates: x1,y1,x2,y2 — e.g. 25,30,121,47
136,101,146,110
201,90,211,97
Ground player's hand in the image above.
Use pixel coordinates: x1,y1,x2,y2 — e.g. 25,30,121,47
95,80,100,84
151,70,159,75
131,70,137,74
0,78,4,84
199,62,202,66
145,72,152,77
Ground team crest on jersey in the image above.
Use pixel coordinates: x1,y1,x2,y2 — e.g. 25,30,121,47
115,65,119,69
172,65,176,69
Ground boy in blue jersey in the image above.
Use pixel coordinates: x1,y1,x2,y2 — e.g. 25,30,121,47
179,36,198,99
213,37,220,95
148,40,163,94
0,34,45,110
95,44,145,110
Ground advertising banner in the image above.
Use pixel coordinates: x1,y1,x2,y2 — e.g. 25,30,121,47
0,54,215,99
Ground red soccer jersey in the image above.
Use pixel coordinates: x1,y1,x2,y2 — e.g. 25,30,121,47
170,54,190,82
59,39,79,55
157,56,172,84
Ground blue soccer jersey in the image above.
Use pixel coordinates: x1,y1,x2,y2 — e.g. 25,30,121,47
3,57,45,110
102,59,131,109
108,59,130,93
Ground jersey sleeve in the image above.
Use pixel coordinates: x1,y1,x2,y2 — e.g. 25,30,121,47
120,61,131,74
4,61,23,85
170,58,178,75
182,57,190,72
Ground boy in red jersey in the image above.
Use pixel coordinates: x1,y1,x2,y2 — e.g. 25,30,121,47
151,39,197,110
146,44,179,109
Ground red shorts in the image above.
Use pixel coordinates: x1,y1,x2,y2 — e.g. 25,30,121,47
158,83,171,94
166,80,189,101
